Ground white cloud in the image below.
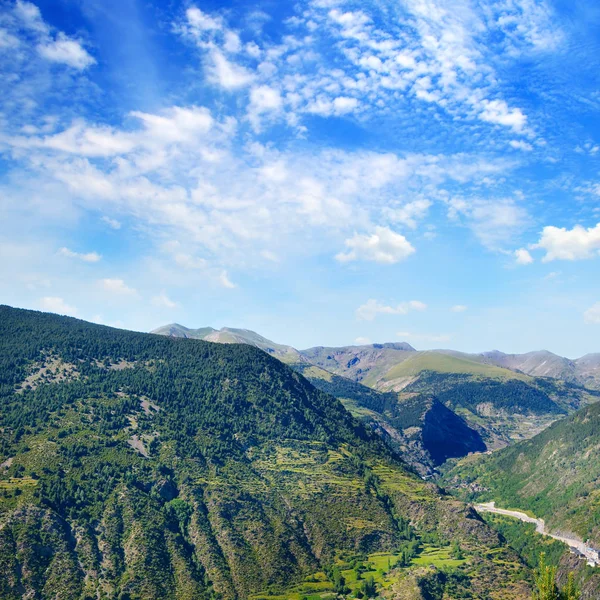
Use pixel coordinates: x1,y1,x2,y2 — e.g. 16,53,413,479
38,34,95,70
354,336,371,345
479,100,527,133
186,6,222,33
397,331,451,343
531,223,600,262
451,305,468,312
209,50,253,89
514,248,534,265
101,278,136,295
15,1,47,33
13,2,94,69
509,140,533,151
102,216,121,230
173,253,208,270
219,271,236,289
336,226,416,264
385,199,432,229
39,296,78,317
248,85,282,130
152,292,179,309
448,198,528,250
58,247,101,263
584,303,600,325
0,28,20,48
356,299,427,321
4,101,515,273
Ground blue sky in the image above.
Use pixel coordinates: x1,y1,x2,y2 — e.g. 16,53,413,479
1,0,600,357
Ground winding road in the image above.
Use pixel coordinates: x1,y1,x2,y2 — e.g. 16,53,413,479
474,502,599,567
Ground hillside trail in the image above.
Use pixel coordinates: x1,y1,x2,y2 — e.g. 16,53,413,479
474,502,599,566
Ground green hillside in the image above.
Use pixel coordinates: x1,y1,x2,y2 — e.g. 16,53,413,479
442,401,600,546
441,401,600,597
382,352,528,382
0,306,531,599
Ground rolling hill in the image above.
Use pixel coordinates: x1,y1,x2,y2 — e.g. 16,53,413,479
0,306,532,599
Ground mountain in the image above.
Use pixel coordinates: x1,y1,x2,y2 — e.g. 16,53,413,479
573,353,600,390
150,323,217,339
0,306,531,599
478,350,577,381
151,323,305,364
301,344,600,449
153,325,600,452
478,350,600,390
300,343,417,388
442,401,600,597
293,363,486,476
153,327,486,471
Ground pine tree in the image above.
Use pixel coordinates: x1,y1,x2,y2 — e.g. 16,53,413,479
561,572,580,600
533,553,559,600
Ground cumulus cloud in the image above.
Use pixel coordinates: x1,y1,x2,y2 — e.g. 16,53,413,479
479,100,527,133
102,216,121,230
14,1,95,70
38,34,95,70
356,299,427,321
354,337,371,345
531,223,600,262
336,227,416,264
39,296,78,317
174,1,538,138
514,248,534,265
58,247,101,263
509,140,533,151
101,278,136,295
584,303,600,325
209,50,253,89
248,85,283,130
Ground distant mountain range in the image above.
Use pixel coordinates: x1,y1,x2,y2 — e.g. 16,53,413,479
151,324,600,463
151,323,600,389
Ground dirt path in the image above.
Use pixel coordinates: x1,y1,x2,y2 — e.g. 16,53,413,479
475,502,599,567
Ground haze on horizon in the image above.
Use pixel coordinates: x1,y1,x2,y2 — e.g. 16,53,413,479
1,0,600,357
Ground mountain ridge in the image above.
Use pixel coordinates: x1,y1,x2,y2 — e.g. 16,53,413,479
0,306,532,599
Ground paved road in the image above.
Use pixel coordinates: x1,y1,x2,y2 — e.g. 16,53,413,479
474,502,599,566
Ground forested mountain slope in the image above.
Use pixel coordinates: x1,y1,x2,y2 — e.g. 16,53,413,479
293,363,486,476
154,326,487,471
442,401,600,546
442,401,600,597
154,324,599,455
0,306,530,599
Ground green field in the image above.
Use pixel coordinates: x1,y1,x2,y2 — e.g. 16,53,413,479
250,544,469,599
